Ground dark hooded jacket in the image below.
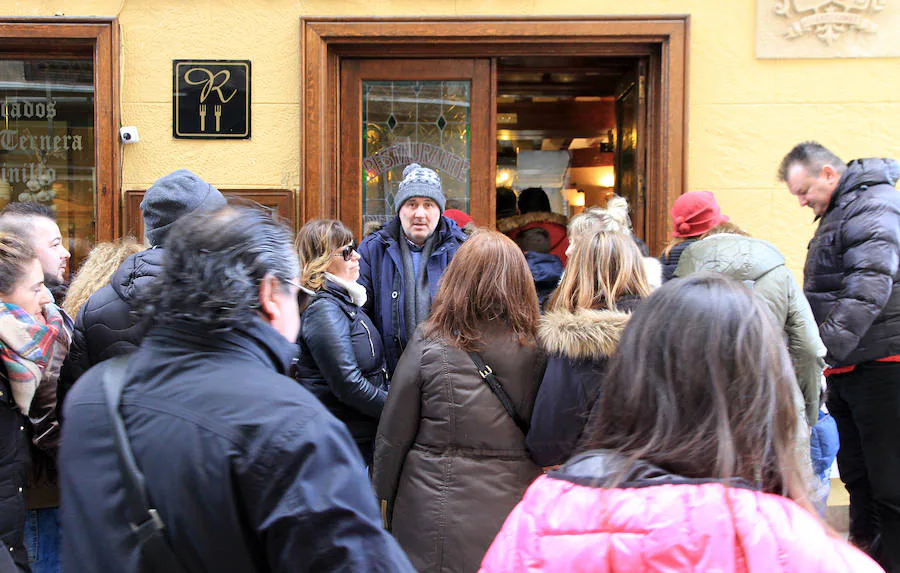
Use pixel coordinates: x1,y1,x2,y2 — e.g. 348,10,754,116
803,158,900,367
524,252,564,307
57,249,162,406
357,216,467,375
373,323,546,572
526,300,637,468
60,317,413,572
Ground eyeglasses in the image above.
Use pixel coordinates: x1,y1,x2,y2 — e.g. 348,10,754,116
332,243,357,262
284,279,316,313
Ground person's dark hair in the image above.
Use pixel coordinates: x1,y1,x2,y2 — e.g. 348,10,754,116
0,232,37,294
517,187,551,214
142,205,299,330
0,201,56,221
0,202,57,246
496,187,518,220
777,141,846,182
582,273,811,508
425,230,540,352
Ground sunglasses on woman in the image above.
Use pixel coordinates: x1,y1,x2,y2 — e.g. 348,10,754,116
333,243,357,262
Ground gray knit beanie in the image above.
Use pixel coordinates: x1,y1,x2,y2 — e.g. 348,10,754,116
395,163,446,214
140,169,227,246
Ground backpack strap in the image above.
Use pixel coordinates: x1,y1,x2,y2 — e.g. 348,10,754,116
468,352,529,435
101,357,190,573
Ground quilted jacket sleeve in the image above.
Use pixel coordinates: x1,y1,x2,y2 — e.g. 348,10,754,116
822,197,900,362
782,270,825,426
301,300,386,418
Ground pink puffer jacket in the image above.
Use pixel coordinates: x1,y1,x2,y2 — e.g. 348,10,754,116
481,470,881,572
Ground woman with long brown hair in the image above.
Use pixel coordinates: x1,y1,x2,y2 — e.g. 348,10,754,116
481,273,880,572
374,230,546,572
526,230,651,467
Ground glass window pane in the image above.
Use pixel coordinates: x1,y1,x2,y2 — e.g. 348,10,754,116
361,80,470,226
0,57,95,277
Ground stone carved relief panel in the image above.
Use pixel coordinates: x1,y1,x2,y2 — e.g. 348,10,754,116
757,0,900,58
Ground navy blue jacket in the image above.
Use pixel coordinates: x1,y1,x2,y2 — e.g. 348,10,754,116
524,252,563,307
60,317,412,572
357,216,467,374
803,158,900,367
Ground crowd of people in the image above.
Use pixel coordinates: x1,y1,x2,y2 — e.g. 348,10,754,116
0,141,896,572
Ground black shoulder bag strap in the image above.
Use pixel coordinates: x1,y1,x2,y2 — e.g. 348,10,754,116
101,357,190,573
468,352,530,435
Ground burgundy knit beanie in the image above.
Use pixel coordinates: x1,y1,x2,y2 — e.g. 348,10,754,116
670,191,729,238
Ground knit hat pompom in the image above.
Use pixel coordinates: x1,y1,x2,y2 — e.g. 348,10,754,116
395,163,446,214
403,163,421,179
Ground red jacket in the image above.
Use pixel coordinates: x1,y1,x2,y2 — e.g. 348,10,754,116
497,212,569,265
481,451,881,573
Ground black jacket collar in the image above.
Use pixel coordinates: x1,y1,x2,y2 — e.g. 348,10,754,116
145,316,298,376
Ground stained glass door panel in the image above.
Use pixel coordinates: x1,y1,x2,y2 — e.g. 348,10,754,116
340,59,492,239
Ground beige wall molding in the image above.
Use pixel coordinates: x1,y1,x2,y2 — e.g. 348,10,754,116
758,0,899,58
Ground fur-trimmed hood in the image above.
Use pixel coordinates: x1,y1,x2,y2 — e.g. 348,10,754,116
496,211,568,234
538,308,632,360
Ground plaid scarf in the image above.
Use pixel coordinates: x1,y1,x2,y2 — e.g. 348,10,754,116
0,302,64,414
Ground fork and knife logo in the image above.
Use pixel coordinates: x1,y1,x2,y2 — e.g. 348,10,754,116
184,68,235,132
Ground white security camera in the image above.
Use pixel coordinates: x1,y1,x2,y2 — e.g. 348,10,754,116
119,126,140,144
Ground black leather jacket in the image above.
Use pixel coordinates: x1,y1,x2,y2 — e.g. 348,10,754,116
295,281,388,444
804,158,900,367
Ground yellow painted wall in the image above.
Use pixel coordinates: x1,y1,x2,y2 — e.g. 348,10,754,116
4,0,900,279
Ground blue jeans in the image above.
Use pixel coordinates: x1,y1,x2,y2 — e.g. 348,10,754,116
23,508,59,573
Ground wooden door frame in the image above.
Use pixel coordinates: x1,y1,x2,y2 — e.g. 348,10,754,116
0,18,121,241
301,16,688,252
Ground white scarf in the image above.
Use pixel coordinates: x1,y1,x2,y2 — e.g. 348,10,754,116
325,273,367,307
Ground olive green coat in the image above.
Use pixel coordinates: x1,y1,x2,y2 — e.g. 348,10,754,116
675,233,825,427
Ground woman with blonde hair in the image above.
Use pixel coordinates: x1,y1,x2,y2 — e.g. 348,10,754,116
527,231,652,467
566,196,662,287
374,230,546,572
62,238,144,319
293,219,388,464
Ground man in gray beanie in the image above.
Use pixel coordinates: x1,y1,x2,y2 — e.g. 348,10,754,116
358,163,468,375
58,170,226,401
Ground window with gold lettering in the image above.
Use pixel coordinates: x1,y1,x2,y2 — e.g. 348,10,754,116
362,80,470,226
0,57,95,277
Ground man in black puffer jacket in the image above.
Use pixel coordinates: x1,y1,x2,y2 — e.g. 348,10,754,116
779,141,900,570
58,170,226,405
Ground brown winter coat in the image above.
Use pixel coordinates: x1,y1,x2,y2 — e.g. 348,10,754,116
373,322,546,572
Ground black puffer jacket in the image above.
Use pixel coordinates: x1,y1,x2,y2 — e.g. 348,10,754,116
0,365,30,572
58,249,162,405
804,158,900,367
294,280,388,453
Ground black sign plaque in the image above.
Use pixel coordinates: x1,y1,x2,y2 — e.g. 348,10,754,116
173,60,250,139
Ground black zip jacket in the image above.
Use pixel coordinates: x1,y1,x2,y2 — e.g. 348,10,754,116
294,280,388,447
60,317,412,572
